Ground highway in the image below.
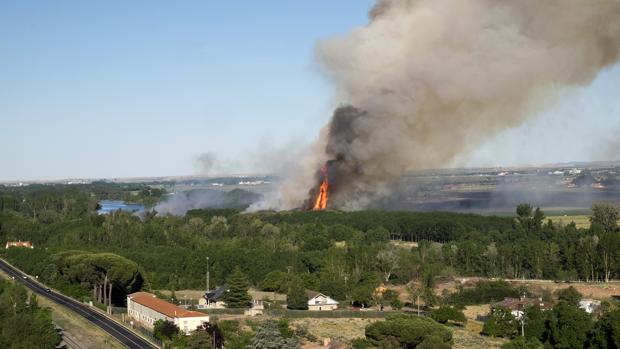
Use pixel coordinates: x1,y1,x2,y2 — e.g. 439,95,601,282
0,258,158,349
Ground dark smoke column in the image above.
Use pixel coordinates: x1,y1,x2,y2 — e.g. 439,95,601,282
305,106,371,209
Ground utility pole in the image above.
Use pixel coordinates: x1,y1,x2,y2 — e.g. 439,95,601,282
206,256,210,307
417,295,420,316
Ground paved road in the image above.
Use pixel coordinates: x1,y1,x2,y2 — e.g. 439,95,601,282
0,259,158,349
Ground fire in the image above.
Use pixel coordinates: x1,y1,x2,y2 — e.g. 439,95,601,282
312,164,329,210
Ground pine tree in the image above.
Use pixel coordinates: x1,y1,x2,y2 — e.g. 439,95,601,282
187,330,215,349
223,267,252,308
286,278,308,310
249,321,299,349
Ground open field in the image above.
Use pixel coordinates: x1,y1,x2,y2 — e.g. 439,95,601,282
548,215,592,228
509,280,620,300
291,317,377,342
453,321,506,349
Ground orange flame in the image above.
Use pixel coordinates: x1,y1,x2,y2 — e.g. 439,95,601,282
312,164,329,210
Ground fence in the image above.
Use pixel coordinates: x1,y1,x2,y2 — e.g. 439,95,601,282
199,307,412,319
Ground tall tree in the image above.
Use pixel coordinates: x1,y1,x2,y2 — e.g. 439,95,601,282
153,320,179,341
544,303,591,349
223,267,252,309
590,203,620,233
186,330,215,349
286,278,308,310
376,245,400,283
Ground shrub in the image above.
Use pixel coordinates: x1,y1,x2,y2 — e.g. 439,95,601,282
449,280,520,306
482,307,518,338
429,306,466,325
365,314,452,348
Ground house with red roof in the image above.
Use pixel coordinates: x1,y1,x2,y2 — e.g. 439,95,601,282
127,292,209,334
5,241,33,249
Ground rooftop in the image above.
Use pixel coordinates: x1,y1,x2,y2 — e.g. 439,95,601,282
128,292,208,318
5,241,33,249
494,297,551,312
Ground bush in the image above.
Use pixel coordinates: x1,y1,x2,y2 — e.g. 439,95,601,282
429,306,466,325
153,320,179,341
482,307,518,338
449,280,520,306
365,314,452,348
390,299,403,310
555,286,582,306
351,338,374,349
501,337,543,349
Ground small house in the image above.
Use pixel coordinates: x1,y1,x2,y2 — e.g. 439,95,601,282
579,299,601,314
493,297,551,319
198,284,229,309
5,241,33,249
307,291,339,311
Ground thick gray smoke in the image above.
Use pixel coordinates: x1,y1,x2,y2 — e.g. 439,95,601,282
271,0,620,210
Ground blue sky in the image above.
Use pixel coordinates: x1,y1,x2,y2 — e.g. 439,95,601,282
1,1,619,181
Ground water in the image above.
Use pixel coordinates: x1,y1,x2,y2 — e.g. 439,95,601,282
97,200,145,215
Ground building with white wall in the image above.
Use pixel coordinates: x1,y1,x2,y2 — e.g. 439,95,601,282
127,292,209,334
307,291,339,311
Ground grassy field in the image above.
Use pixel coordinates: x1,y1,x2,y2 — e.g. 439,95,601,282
548,215,591,228
453,321,506,349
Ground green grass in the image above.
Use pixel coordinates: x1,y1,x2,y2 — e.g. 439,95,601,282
548,215,591,229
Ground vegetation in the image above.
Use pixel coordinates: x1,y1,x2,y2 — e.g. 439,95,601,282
249,320,299,349
153,319,179,341
555,286,582,306
364,314,452,348
0,279,60,348
6,184,620,346
482,307,518,338
223,268,252,309
429,305,467,325
286,278,309,310
449,280,521,306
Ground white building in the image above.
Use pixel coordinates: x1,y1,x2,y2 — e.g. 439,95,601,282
127,292,209,334
579,299,601,314
307,291,339,311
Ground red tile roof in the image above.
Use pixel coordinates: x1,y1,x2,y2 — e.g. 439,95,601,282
5,241,33,249
128,292,208,318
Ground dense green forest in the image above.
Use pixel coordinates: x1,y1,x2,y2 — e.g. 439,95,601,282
1,183,620,310
0,279,60,348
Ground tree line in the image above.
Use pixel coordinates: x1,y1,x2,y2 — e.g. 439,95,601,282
1,184,620,309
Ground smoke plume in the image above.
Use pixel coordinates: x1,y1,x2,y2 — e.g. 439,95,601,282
275,0,620,210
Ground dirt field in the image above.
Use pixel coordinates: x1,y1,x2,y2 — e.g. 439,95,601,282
291,318,378,343
509,280,620,300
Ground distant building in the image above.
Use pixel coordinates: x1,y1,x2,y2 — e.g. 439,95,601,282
244,300,265,316
127,292,209,334
198,284,229,309
5,241,33,249
493,297,551,319
307,291,339,311
579,299,601,314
